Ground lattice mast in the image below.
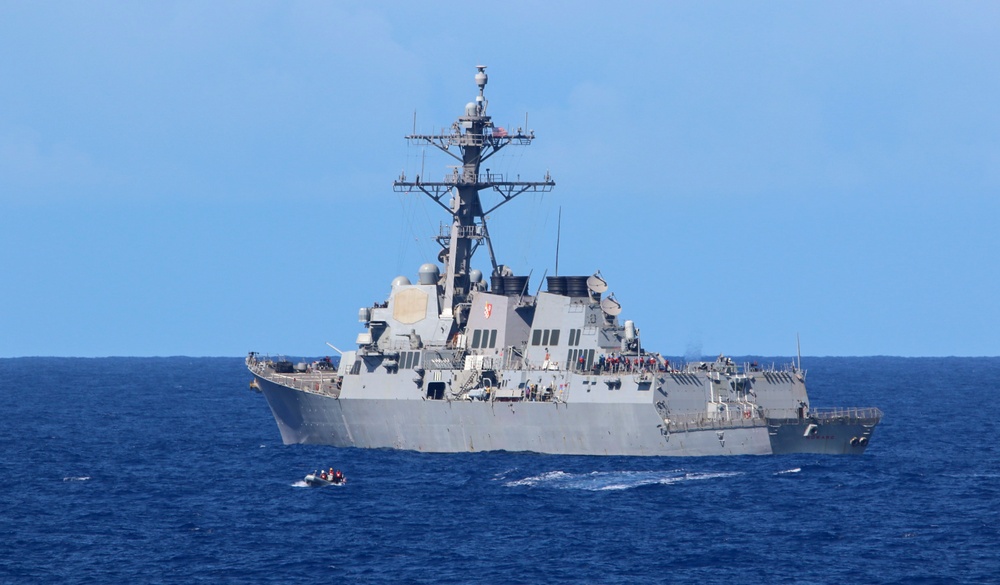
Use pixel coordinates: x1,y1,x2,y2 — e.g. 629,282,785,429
393,66,554,317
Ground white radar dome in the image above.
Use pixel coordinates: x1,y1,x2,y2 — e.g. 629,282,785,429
418,263,440,285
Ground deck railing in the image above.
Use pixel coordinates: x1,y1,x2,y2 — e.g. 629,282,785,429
805,407,884,422
246,355,342,398
665,415,768,433
665,406,883,433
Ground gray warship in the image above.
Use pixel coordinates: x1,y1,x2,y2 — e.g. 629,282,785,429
247,66,882,456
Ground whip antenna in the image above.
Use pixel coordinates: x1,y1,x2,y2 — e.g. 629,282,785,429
555,206,562,276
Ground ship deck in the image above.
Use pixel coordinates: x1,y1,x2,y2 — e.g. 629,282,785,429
248,357,341,398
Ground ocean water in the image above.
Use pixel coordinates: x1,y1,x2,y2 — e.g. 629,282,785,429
1,356,998,584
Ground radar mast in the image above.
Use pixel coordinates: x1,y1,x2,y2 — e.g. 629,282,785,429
393,66,555,317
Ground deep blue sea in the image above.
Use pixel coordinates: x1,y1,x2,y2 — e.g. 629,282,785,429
1,356,998,584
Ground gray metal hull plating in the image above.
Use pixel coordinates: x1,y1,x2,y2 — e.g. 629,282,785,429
766,417,879,455
256,375,871,456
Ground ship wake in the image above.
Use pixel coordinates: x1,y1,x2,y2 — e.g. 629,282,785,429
503,469,742,491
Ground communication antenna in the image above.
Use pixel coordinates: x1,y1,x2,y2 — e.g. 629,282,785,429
392,66,555,314
555,206,562,276
796,333,802,372
534,269,548,296
516,269,534,305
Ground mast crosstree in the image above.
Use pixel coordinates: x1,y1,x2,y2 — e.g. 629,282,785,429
392,66,554,317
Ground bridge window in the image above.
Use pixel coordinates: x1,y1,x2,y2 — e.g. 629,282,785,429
532,328,563,346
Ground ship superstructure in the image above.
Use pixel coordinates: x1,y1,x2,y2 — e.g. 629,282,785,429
247,67,881,456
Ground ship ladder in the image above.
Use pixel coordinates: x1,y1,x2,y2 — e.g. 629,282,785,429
456,370,482,399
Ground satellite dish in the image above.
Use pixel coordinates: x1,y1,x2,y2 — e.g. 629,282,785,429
587,272,608,294
600,294,622,317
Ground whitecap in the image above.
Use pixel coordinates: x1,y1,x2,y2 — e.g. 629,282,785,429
506,470,571,487
492,467,519,481
775,468,802,475
506,469,741,491
680,471,742,482
63,476,91,482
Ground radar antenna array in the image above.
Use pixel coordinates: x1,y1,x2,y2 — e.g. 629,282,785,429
391,66,555,315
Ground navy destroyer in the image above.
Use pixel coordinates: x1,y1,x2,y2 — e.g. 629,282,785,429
247,66,882,456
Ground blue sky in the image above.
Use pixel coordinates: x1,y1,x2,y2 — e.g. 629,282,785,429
2,2,998,357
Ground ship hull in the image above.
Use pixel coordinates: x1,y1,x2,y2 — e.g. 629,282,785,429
255,375,874,457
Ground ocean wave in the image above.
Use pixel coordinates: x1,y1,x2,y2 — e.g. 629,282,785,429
492,468,520,481
505,469,742,491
